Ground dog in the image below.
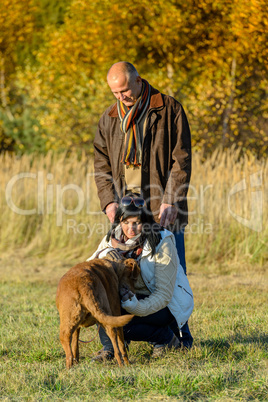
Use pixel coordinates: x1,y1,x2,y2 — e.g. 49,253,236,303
56,258,140,368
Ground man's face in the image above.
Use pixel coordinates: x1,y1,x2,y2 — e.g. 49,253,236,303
108,74,142,107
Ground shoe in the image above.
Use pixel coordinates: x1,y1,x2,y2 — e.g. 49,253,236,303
180,333,193,349
91,348,114,363
169,321,193,349
151,334,181,358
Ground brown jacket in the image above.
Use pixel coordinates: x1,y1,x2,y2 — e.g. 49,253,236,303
93,85,191,230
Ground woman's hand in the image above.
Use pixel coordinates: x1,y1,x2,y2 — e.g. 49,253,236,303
121,290,134,302
121,293,138,312
105,249,124,261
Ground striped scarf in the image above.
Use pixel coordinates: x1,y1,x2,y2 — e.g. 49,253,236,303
117,79,151,167
111,225,144,259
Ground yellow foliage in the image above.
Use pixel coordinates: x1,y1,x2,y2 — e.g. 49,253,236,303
0,0,267,156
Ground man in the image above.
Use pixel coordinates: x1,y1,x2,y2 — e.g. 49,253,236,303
93,61,192,348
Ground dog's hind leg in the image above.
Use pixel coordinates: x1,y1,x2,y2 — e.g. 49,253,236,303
117,327,130,365
59,324,74,369
105,326,123,367
71,327,80,365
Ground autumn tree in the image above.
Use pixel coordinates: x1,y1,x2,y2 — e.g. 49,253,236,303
1,0,267,155
0,0,71,152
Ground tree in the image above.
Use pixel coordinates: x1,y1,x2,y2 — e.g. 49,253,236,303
0,0,72,152
1,0,267,155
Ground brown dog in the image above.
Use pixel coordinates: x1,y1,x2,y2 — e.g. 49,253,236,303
56,258,140,368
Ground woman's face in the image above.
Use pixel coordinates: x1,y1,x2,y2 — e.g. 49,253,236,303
120,216,142,239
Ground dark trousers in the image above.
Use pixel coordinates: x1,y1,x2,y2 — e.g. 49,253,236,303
99,295,175,351
173,230,193,348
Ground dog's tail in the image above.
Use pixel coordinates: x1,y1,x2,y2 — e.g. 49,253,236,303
98,313,134,328
84,297,134,328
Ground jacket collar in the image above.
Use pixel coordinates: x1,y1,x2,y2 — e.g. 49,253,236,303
108,85,164,117
140,229,175,258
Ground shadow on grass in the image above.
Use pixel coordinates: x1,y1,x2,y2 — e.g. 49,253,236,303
199,331,268,359
231,331,268,345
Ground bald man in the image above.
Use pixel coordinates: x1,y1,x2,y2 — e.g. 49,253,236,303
93,61,193,349
107,62,142,108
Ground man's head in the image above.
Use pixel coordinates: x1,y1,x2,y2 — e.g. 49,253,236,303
107,61,142,107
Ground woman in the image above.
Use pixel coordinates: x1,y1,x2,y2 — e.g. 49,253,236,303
87,194,194,361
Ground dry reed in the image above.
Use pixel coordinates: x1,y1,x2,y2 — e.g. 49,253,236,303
0,149,267,266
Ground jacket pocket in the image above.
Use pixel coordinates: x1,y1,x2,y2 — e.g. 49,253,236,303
177,285,194,299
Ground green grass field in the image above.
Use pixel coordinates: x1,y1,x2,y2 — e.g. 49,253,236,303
0,255,267,401
0,150,267,400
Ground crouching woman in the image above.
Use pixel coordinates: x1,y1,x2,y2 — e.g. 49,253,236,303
87,195,194,361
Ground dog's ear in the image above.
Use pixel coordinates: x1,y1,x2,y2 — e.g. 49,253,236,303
131,262,140,280
124,258,141,280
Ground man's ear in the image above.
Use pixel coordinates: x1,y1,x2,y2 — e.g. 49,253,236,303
136,76,143,90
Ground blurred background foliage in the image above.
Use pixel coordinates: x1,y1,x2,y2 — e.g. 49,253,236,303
0,0,267,156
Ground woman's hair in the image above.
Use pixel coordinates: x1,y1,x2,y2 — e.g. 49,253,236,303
106,194,162,256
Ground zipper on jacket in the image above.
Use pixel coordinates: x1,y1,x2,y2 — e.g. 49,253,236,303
177,285,193,298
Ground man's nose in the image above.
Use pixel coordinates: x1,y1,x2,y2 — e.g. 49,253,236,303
119,93,125,101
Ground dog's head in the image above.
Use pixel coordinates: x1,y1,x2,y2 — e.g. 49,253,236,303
114,258,140,299
122,258,141,280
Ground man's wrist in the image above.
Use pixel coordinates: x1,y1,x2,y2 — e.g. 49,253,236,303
105,201,119,212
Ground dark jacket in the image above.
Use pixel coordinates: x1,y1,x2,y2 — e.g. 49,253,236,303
93,85,192,230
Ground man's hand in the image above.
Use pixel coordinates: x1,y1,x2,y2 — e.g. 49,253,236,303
105,202,119,223
158,203,177,227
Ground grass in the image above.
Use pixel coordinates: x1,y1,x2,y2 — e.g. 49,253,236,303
0,256,267,401
0,149,267,400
